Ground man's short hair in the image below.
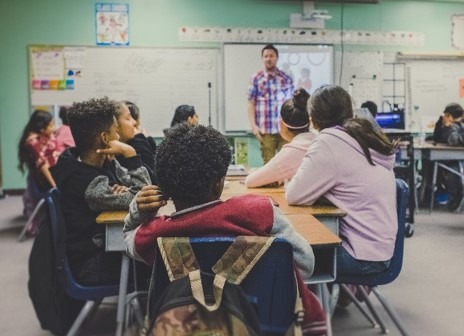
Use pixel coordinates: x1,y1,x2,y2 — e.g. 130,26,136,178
261,44,279,57
68,97,117,152
155,124,231,204
444,103,464,119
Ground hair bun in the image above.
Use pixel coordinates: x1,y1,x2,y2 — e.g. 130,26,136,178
293,88,310,110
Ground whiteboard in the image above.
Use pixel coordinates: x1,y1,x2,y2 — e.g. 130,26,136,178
335,51,383,108
223,43,334,132
406,60,464,131
30,46,219,137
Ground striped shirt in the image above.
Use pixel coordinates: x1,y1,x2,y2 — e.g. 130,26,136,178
247,68,294,134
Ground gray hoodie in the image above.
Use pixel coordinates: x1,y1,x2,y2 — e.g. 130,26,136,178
286,127,397,262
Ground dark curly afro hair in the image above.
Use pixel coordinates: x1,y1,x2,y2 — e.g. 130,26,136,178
155,124,231,204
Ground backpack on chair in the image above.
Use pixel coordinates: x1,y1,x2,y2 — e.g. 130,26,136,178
143,236,305,336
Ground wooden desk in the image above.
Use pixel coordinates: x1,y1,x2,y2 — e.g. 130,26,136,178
222,180,346,234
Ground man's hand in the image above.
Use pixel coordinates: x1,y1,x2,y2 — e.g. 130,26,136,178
136,185,167,213
252,124,263,142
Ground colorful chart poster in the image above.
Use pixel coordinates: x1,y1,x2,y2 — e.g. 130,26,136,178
30,46,66,91
96,3,129,46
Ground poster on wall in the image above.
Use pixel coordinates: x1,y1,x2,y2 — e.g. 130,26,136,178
95,3,129,46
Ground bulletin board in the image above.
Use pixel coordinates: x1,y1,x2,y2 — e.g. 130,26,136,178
29,46,219,136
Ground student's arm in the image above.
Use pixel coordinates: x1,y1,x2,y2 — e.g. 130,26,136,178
124,133,157,184
84,155,151,212
286,138,336,205
245,145,298,187
124,185,167,263
39,163,56,188
270,205,314,280
123,185,166,232
447,124,464,146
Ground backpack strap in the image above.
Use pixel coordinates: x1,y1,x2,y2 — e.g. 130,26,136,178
156,237,200,281
212,236,275,285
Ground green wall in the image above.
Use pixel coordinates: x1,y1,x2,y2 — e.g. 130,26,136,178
1,0,463,189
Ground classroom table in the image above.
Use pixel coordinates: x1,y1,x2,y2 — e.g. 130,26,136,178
421,142,464,212
97,192,342,336
400,141,464,212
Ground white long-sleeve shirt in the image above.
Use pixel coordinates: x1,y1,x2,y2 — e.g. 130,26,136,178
245,132,316,187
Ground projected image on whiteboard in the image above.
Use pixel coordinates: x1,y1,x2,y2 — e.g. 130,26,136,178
223,44,333,132
277,45,332,95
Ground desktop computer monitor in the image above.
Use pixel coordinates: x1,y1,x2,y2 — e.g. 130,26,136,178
375,111,405,130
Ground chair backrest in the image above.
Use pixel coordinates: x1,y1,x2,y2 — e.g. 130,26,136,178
149,237,297,335
336,178,409,286
45,188,119,300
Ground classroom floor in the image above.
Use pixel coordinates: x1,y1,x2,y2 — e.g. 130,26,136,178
0,194,463,336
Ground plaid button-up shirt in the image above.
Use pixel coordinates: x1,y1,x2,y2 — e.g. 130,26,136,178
247,68,294,134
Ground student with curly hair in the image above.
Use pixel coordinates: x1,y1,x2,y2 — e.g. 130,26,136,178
123,124,326,333
245,88,315,187
51,97,151,285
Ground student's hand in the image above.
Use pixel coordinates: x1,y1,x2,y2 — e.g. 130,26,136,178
97,140,137,159
442,114,454,127
136,185,167,212
111,184,130,194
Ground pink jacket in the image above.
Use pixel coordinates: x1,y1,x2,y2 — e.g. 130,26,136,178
245,132,316,187
286,128,397,262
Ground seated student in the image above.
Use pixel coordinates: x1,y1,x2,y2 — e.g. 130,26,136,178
124,124,326,332
115,101,157,184
51,97,151,285
55,106,75,154
433,103,464,210
286,85,397,280
163,104,199,135
432,103,464,143
124,100,157,154
18,109,59,221
245,88,316,187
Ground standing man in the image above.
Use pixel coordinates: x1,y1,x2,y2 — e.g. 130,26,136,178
248,44,294,164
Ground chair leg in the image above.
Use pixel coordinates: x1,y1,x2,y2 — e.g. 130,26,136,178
66,299,103,336
356,285,389,333
371,287,410,336
340,284,378,328
17,198,45,242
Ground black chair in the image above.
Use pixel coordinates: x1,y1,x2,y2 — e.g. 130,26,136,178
148,237,299,336
335,178,410,335
46,188,145,335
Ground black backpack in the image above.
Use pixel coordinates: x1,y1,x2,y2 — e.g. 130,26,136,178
28,190,84,335
143,236,304,336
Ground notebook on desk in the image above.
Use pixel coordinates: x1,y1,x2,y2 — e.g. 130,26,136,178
226,164,248,176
